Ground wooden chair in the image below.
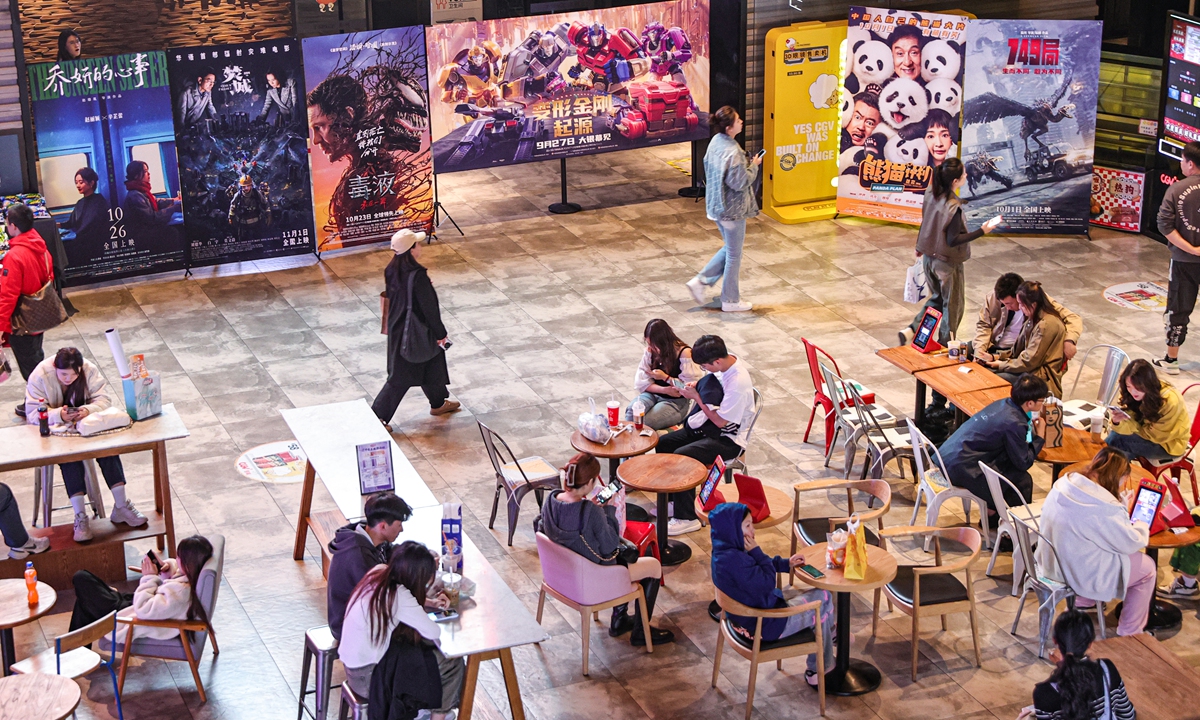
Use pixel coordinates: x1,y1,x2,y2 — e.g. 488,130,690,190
479,421,560,546
11,610,124,719
103,534,225,703
711,587,825,720
874,525,982,681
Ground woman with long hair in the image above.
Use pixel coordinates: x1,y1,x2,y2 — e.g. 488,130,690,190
685,106,761,313
25,347,148,542
1107,358,1190,463
1020,609,1135,719
1037,448,1154,636
626,319,703,430
56,30,82,61
373,229,460,430
983,281,1069,397
120,160,181,241
339,541,464,719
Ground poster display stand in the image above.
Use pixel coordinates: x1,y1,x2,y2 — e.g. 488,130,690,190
548,158,583,214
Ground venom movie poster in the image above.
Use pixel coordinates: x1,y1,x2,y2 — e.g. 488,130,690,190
302,28,434,251
168,40,315,265
960,20,1102,234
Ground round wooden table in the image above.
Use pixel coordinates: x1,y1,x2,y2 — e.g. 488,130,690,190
793,542,898,696
1040,428,1105,482
571,422,658,483
0,579,56,677
617,453,707,566
695,483,793,529
0,672,81,719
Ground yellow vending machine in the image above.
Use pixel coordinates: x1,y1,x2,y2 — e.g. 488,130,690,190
762,20,846,224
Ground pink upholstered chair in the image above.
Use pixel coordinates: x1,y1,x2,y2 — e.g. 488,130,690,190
534,532,653,675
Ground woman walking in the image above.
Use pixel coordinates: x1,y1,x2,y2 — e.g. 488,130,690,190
685,106,761,313
373,229,460,430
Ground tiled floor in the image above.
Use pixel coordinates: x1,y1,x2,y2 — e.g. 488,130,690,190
4,144,1200,720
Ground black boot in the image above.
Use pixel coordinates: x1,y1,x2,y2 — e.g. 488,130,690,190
609,603,635,637
629,578,675,646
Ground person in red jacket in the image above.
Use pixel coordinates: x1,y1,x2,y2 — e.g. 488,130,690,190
0,203,54,417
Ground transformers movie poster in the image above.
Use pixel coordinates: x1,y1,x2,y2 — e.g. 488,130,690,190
425,0,709,173
836,7,967,226
168,40,316,266
27,52,187,285
960,19,1102,234
302,28,434,251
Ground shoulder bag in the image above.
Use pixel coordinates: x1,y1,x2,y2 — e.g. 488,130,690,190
10,247,67,336
399,271,440,364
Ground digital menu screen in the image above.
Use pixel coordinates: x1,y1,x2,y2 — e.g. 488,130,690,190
1165,16,1200,143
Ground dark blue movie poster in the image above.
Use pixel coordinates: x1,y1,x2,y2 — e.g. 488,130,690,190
28,52,186,285
168,40,315,265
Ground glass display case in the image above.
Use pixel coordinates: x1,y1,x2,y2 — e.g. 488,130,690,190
1095,50,1161,170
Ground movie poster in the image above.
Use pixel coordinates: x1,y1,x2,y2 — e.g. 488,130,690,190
425,0,709,173
836,7,967,225
960,20,1102,233
28,52,186,284
169,40,315,265
302,29,434,251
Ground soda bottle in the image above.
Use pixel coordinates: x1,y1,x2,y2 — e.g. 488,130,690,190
38,404,49,437
24,561,38,606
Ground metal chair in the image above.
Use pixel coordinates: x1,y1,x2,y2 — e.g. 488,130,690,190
846,382,913,480
723,388,763,482
1064,344,1128,412
479,421,560,546
32,460,106,526
818,361,896,478
978,462,1042,595
907,419,990,550
298,625,340,720
338,683,368,720
10,610,124,719
802,337,876,455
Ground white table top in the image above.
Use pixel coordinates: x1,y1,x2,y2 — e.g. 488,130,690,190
280,399,439,521
0,404,189,472
396,506,549,658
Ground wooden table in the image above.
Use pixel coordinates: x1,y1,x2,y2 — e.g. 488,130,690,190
1090,633,1200,720
570,422,658,483
282,400,440,576
0,579,56,676
617,454,707,566
948,386,1011,417
0,672,81,719
0,405,188,589
876,346,964,426
694,482,793,529
390,506,549,720
1040,428,1106,482
793,542,898,695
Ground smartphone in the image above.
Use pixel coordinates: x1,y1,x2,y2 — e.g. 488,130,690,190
799,564,825,580
755,148,767,159
146,549,163,573
595,481,621,504
987,215,1003,227
429,609,459,623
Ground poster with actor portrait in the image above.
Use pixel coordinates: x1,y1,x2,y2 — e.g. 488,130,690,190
836,7,967,225
302,28,434,251
960,20,1102,234
27,52,186,285
168,40,316,265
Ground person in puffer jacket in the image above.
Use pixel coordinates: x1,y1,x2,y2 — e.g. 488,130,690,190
709,502,834,687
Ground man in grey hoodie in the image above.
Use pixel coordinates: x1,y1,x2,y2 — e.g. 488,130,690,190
326,492,412,639
1156,140,1200,375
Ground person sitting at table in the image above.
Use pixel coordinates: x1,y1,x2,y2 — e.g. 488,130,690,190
0,483,50,559
974,272,1083,364
659,334,756,536
1017,609,1136,720
1105,358,1190,464
626,318,704,430
709,502,834,689
69,535,214,639
1037,448,1153,637
978,281,1068,397
327,492,413,640
939,373,1049,518
534,452,674,647
25,347,148,542
339,541,464,719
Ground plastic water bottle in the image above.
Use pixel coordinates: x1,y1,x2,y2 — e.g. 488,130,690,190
24,561,38,606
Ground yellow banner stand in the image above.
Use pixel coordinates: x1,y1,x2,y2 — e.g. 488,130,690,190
762,21,846,224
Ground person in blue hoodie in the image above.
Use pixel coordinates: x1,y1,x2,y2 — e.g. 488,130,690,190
709,502,834,687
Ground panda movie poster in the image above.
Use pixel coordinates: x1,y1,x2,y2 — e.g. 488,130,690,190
168,40,316,266
960,20,1102,234
838,7,966,226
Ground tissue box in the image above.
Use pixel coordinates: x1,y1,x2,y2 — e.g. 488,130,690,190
123,372,161,420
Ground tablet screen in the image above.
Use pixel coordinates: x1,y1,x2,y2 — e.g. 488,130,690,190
913,310,939,349
1130,486,1163,526
698,457,725,506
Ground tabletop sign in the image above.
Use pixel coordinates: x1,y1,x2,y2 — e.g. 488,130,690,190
357,441,395,495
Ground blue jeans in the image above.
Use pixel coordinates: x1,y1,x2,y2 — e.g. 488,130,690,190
1105,431,1177,462
624,392,690,430
699,219,745,304
780,588,836,674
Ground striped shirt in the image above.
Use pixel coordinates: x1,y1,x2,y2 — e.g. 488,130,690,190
1032,659,1136,720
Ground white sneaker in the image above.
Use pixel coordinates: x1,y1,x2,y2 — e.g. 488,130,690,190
667,518,701,536
8,535,50,560
110,500,148,527
1162,575,1200,598
686,276,706,304
74,513,93,542
721,301,753,313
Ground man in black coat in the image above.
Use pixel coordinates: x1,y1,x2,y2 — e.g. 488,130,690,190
326,492,413,639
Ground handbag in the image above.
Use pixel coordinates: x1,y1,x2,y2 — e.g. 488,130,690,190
10,249,67,336
399,272,440,364
380,292,389,335
0,347,10,384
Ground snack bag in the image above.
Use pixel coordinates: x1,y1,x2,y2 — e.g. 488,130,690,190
844,514,869,581
577,397,613,444
826,528,847,569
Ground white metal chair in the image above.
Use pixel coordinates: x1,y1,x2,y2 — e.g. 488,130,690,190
907,419,990,550
818,362,896,478
723,388,764,481
480,421,560,546
978,462,1043,595
1063,344,1128,423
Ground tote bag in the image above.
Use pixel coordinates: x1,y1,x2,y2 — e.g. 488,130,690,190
399,272,440,364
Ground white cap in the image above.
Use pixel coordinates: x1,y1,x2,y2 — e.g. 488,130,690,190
390,228,427,253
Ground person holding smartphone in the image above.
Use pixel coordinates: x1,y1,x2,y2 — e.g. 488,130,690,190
1018,609,1136,720
533,453,673,647
626,319,704,430
709,502,833,689
1105,359,1190,464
